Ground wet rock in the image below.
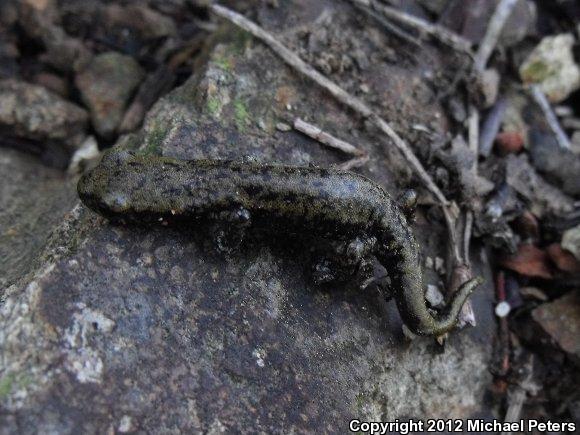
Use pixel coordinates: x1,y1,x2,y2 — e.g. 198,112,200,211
0,148,78,289
0,4,495,431
532,290,580,360
562,225,580,262
76,52,145,138
519,34,580,103
0,79,88,164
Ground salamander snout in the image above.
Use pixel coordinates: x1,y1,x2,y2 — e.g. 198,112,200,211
78,159,131,215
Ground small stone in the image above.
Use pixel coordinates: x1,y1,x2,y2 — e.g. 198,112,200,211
562,225,580,262
425,284,444,307
68,136,100,175
425,257,434,269
275,122,291,132
519,33,580,103
495,301,511,318
478,69,500,108
0,79,88,149
76,52,144,138
495,131,524,155
32,72,68,98
532,290,580,359
434,257,445,274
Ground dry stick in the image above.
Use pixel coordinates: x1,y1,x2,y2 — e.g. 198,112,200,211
337,155,370,170
358,0,473,54
349,0,422,48
294,118,366,157
474,0,519,71
464,106,480,264
211,3,464,289
457,105,481,327
529,85,572,150
294,118,369,170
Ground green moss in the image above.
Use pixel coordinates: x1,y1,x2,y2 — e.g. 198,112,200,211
214,55,234,72
234,99,251,131
207,96,222,117
0,374,15,398
141,123,167,156
521,60,551,82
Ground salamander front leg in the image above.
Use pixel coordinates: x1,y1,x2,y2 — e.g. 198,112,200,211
209,206,251,254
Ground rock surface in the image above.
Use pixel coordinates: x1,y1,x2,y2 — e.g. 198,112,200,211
75,52,144,138
0,2,495,432
0,148,78,289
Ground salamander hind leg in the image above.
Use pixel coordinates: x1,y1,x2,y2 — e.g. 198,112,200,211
310,235,377,285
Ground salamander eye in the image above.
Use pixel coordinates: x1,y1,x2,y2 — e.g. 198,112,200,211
100,149,135,167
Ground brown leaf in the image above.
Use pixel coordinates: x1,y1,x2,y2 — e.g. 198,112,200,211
546,244,580,274
500,244,553,279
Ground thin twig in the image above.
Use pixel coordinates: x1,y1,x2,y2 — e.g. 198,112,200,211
457,105,481,327
337,154,370,171
294,118,366,156
502,356,536,435
349,0,422,48
474,0,518,71
479,97,508,157
529,85,572,150
354,0,473,55
463,104,479,263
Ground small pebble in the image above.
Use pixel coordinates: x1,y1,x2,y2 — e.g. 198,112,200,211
276,122,291,132
495,131,524,155
495,301,511,318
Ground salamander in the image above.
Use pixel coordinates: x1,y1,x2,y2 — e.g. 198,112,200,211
78,149,482,336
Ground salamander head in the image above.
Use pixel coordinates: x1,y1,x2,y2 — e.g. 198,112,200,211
77,149,136,216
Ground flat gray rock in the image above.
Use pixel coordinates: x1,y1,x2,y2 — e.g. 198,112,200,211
0,3,495,432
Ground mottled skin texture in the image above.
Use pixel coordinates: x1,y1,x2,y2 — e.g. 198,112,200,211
78,149,481,336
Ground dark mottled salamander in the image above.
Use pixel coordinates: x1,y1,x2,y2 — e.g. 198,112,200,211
78,149,482,336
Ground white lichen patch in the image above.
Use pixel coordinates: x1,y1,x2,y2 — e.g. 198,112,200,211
63,304,115,384
252,348,266,367
0,265,59,409
118,415,134,433
64,348,104,384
